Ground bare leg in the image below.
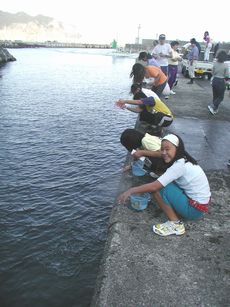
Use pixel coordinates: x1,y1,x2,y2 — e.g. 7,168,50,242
153,191,179,221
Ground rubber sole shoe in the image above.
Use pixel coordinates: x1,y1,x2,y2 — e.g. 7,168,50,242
208,105,218,115
153,220,185,236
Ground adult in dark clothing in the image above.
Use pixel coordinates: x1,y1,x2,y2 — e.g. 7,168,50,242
195,41,201,59
208,50,229,114
213,43,220,58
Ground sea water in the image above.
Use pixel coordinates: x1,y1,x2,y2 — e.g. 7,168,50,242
0,48,136,307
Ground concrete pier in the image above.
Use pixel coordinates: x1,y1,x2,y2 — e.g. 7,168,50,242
91,76,230,306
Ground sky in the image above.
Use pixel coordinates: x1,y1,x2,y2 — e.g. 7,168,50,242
0,0,229,45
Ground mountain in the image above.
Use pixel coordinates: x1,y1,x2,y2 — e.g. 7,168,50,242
0,11,81,43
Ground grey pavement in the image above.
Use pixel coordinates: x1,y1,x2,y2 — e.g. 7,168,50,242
91,76,230,307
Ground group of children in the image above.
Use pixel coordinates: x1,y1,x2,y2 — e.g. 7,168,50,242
115,38,212,237
134,34,181,98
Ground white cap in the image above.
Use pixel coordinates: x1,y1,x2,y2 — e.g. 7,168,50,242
162,134,179,147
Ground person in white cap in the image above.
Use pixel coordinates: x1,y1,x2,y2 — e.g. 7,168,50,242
152,34,172,77
117,133,211,236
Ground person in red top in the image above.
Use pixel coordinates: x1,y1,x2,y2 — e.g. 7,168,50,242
130,63,168,97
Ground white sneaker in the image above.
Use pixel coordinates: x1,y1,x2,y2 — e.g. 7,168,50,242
208,105,218,115
164,95,169,99
170,90,176,95
153,220,185,236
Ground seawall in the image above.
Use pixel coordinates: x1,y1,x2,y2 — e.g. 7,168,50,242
91,76,230,306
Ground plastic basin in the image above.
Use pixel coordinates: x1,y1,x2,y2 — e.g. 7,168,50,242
130,193,151,211
132,160,146,176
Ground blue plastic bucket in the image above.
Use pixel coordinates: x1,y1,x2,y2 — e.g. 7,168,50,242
130,193,151,211
132,160,146,176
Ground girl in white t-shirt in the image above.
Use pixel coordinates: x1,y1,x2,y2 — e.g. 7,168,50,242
117,134,211,236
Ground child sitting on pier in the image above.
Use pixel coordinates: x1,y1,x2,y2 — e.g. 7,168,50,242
118,134,211,237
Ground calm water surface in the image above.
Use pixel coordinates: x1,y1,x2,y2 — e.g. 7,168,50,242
0,48,137,307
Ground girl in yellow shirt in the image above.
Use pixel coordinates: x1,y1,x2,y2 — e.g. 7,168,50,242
116,84,173,128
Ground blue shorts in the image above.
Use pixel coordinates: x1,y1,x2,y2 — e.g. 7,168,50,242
160,182,204,220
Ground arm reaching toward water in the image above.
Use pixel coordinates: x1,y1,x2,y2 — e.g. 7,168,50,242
116,99,143,107
117,180,163,204
115,99,143,113
132,149,161,159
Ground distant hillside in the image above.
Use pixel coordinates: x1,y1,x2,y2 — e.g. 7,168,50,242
0,11,54,27
0,10,81,43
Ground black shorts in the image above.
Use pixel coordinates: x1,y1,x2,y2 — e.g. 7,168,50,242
144,157,168,173
140,111,173,127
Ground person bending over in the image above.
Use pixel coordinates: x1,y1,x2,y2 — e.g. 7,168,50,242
120,128,166,174
117,134,211,237
130,63,168,97
115,83,173,128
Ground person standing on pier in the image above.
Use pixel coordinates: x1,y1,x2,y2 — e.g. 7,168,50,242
187,38,199,84
208,50,229,115
168,41,182,94
152,34,172,77
213,42,220,58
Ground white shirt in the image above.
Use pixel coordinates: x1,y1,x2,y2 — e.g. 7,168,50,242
142,88,159,99
152,43,172,67
157,158,211,203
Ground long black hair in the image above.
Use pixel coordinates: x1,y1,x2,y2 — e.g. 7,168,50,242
163,134,198,167
130,63,145,84
130,83,147,99
138,51,148,61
